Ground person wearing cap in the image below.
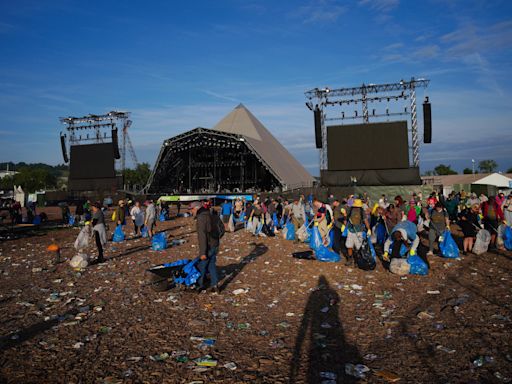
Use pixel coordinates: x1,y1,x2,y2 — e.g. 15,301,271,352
189,201,220,293
344,198,371,265
91,202,107,263
144,200,156,238
313,198,333,246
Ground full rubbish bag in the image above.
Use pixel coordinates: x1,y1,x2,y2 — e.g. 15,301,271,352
285,221,296,241
503,225,512,251
152,232,167,251
473,229,490,255
354,233,376,271
315,245,341,262
439,230,459,258
407,254,429,275
309,225,323,251
112,224,125,243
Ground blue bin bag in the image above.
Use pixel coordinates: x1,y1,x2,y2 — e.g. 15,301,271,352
504,225,512,251
237,211,246,223
68,215,75,226
161,258,201,287
151,232,167,251
33,215,41,225
141,226,149,238
439,230,459,258
159,212,167,222
309,225,323,251
328,229,335,248
112,224,125,242
407,254,429,275
315,245,341,262
376,222,387,244
285,222,296,241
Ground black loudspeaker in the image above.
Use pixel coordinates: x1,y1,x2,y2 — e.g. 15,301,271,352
314,107,322,148
60,134,68,163
423,97,432,144
112,127,121,159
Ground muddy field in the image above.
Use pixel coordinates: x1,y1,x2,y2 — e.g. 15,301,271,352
1,210,511,384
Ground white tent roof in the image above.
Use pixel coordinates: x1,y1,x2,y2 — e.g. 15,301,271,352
472,173,512,188
214,104,314,189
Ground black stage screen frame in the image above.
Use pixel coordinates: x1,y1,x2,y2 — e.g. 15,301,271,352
69,143,116,180
327,121,409,171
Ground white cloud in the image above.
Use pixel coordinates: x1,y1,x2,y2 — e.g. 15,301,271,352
289,0,346,24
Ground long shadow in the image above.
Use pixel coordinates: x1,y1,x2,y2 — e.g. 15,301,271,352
289,275,362,384
0,307,80,352
217,242,268,292
108,244,152,260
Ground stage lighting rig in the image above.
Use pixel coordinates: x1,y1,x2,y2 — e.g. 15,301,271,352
305,77,430,170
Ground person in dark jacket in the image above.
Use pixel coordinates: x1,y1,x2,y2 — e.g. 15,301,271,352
190,201,220,293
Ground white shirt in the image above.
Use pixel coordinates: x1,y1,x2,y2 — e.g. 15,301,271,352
130,206,145,226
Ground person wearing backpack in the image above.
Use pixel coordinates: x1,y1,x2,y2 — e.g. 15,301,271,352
344,199,371,266
190,201,223,294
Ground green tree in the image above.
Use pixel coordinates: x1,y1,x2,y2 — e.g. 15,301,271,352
124,163,151,187
11,167,58,192
507,167,512,173
478,159,498,173
434,164,457,175
463,168,473,174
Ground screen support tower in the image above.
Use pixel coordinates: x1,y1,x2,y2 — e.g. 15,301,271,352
59,111,138,174
305,77,429,170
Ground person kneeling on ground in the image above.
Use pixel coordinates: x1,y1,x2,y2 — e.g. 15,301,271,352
383,221,420,261
190,201,221,294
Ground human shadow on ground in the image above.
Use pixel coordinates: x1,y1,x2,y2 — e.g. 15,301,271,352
0,307,80,352
217,242,268,292
289,275,362,384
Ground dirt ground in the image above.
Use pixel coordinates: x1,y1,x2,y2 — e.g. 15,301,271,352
0,208,511,384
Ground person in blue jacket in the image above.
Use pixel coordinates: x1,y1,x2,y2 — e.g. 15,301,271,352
383,220,419,261
220,200,233,225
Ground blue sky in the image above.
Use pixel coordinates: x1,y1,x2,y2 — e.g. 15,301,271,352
1,0,511,175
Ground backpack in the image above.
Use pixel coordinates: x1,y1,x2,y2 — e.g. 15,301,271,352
210,210,225,239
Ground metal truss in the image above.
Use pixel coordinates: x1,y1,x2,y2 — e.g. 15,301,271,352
305,78,429,169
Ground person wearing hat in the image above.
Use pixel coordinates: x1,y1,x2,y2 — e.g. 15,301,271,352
383,220,420,261
189,201,221,293
344,198,371,265
144,200,156,238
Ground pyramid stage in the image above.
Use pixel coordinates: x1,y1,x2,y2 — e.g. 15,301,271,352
143,104,314,195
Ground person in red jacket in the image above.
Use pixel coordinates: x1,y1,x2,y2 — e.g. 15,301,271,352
481,196,505,248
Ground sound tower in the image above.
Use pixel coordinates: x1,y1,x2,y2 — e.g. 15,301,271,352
60,134,68,163
423,97,432,144
112,127,121,159
314,106,322,148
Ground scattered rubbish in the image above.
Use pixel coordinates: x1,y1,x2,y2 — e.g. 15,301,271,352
171,239,186,246
150,352,170,362
344,363,370,379
320,372,337,380
320,306,329,313
237,323,250,330
436,345,456,354
363,353,378,361
195,356,218,367
473,355,494,367
232,288,248,295
374,369,401,382
350,284,363,290
127,356,143,362
223,362,237,370
270,338,285,349
427,290,440,295
286,312,295,317
417,311,434,320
